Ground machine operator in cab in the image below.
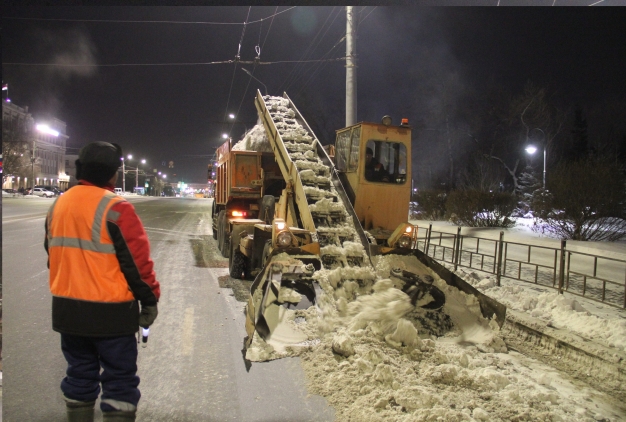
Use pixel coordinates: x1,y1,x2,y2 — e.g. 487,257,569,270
364,147,389,182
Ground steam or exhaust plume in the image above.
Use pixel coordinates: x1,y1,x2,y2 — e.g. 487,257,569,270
49,27,99,78
32,26,98,80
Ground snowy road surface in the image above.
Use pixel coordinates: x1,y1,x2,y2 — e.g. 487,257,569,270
2,196,333,421
1,196,624,421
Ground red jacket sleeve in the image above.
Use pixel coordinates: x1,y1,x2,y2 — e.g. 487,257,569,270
108,200,161,304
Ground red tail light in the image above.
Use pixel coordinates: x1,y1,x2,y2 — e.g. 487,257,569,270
231,210,247,217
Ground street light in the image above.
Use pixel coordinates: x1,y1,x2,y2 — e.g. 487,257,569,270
135,159,146,192
525,128,547,188
121,157,127,193
241,68,268,95
32,123,59,191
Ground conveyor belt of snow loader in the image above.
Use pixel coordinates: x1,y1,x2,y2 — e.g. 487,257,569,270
254,90,372,259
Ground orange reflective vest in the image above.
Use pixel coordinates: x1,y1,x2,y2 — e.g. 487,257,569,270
47,186,134,304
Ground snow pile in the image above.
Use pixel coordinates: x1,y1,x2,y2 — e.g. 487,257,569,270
455,267,626,353
300,306,620,421
246,250,622,421
231,121,272,152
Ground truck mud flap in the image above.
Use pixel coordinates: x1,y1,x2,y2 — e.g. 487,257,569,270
245,248,322,348
380,248,507,328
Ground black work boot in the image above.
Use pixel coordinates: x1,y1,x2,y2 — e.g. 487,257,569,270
65,399,96,422
102,410,137,421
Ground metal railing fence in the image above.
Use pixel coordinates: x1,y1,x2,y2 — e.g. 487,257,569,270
413,224,626,309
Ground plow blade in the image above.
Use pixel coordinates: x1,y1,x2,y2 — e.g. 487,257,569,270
245,248,322,349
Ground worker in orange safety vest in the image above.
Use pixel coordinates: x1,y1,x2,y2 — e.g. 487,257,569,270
45,141,160,422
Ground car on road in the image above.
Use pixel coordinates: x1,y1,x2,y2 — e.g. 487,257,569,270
32,187,55,198
3,189,22,197
34,185,63,196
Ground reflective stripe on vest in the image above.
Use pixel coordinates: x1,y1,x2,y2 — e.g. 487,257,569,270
47,193,120,253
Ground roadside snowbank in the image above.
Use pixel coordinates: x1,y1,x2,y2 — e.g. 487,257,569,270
247,251,624,421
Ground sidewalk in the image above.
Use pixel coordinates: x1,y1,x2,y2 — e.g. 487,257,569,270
412,218,626,401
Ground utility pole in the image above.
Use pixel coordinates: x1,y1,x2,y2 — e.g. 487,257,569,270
122,158,126,192
346,6,357,127
31,141,36,189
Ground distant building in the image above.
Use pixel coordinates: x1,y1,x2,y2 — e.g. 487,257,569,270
2,99,71,190
65,154,79,188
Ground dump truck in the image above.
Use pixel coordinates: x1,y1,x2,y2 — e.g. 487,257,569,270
211,134,285,260
215,91,506,354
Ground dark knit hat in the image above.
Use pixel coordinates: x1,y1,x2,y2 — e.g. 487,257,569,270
76,142,122,186
79,142,122,168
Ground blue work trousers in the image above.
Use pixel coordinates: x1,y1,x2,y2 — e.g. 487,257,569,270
60,333,140,411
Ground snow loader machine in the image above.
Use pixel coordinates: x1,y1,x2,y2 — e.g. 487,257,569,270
217,90,506,350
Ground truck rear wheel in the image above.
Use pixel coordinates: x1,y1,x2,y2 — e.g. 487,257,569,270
229,225,250,279
229,244,247,279
220,214,230,258
211,202,218,240
217,210,227,255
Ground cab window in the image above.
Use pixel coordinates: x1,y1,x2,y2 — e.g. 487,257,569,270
336,130,350,171
335,127,361,172
364,140,407,184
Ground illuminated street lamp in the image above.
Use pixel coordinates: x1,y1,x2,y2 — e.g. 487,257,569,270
121,157,126,192
135,158,146,191
36,124,60,137
32,123,59,190
525,128,547,188
121,154,133,193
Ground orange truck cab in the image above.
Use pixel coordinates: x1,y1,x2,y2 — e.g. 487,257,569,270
334,117,412,242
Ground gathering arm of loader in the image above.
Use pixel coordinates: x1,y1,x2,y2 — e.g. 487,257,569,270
383,247,507,328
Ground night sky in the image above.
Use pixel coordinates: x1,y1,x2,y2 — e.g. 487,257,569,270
3,4,626,183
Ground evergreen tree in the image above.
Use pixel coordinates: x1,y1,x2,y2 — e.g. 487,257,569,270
516,164,541,217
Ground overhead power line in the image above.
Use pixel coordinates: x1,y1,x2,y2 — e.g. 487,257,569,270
2,58,346,67
222,6,252,136
279,6,340,93
226,6,282,141
2,8,296,25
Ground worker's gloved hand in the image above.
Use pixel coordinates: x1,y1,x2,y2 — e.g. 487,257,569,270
139,304,158,328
